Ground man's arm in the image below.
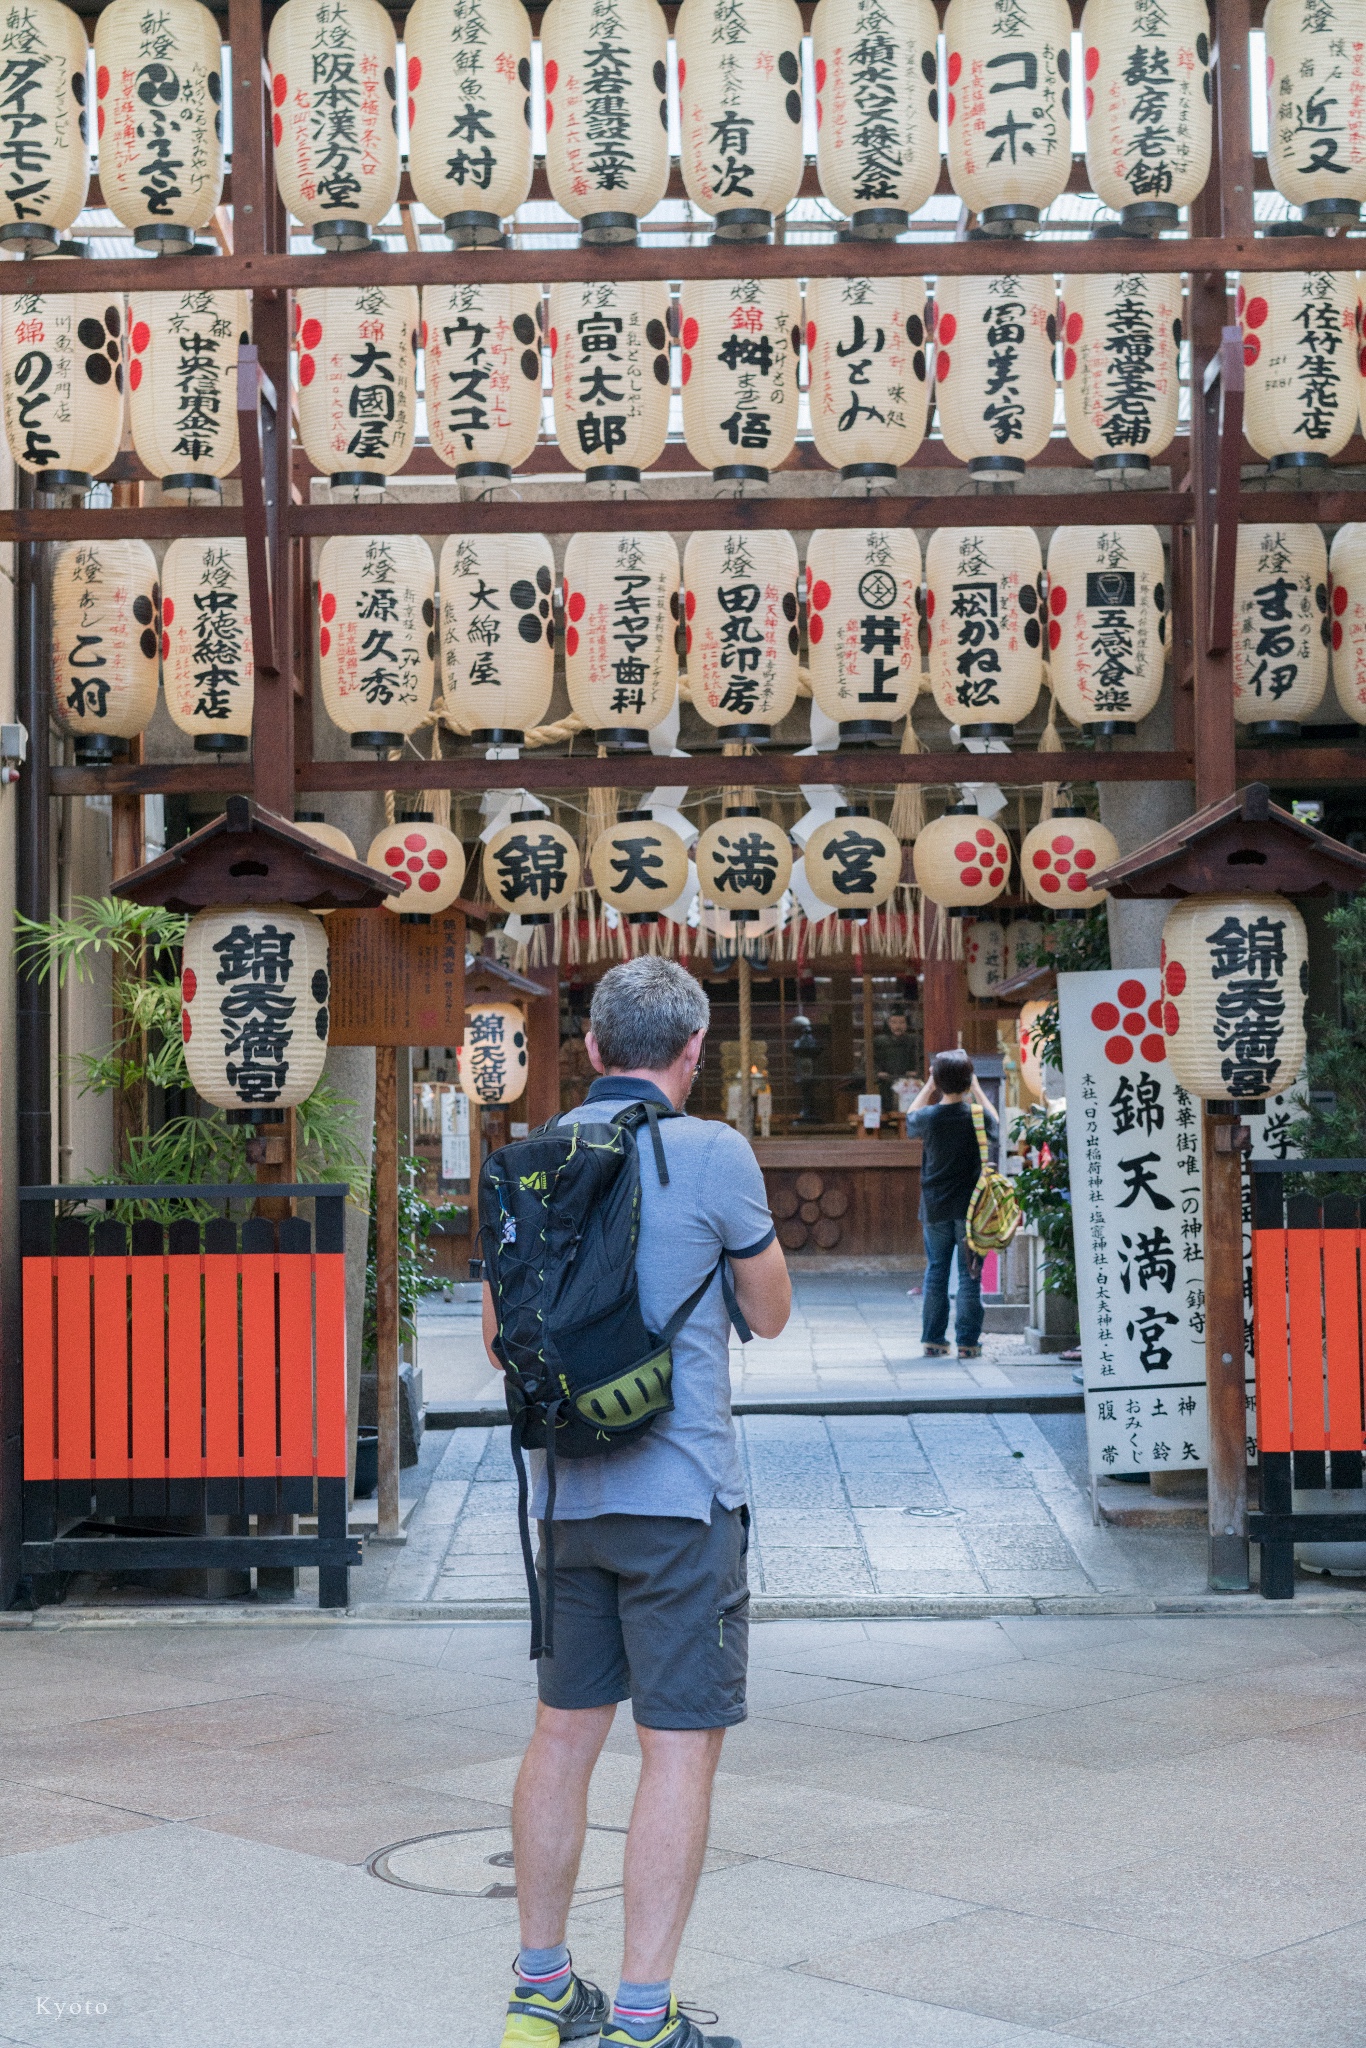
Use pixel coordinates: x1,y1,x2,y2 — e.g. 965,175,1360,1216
482,1281,501,1371
970,1077,999,1120
908,1077,939,1112
729,1238,791,1340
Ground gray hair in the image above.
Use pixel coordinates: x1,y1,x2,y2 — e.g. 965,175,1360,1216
590,957,710,1072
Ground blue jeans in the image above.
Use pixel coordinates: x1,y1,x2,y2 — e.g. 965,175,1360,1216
921,1217,984,1349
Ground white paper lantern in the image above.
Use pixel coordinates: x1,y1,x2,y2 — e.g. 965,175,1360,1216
591,811,691,919
295,284,419,488
1329,521,1366,724
2,276,124,493
293,813,357,861
51,538,159,764
933,274,1057,476
368,815,467,915
423,283,543,482
182,905,330,1117
807,276,930,479
679,278,801,483
484,813,581,924
964,918,1007,998
684,528,800,741
461,1002,528,1105
541,0,670,242
1004,915,1046,979
812,0,941,237
1264,0,1366,226
550,280,672,481
1240,269,1360,472
563,530,680,747
317,533,435,748
695,809,793,922
95,0,223,252
161,537,252,751
1081,0,1212,234
913,804,1013,910
439,533,555,743
1020,807,1119,911
0,0,89,253
944,0,1073,235
805,806,902,919
806,526,921,744
1160,894,1309,1105
926,525,1045,736
1232,523,1329,737
1046,525,1167,733
127,288,250,502
406,0,532,245
1018,997,1049,1098
268,0,399,250
675,0,804,240
1060,269,1181,471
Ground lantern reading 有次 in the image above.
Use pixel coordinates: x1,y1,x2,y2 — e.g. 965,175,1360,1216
675,0,805,241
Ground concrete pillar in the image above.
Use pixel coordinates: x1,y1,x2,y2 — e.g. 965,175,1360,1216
1098,679,1193,970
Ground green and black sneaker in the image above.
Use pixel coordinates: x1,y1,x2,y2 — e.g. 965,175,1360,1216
499,1960,609,2044
600,1999,740,2048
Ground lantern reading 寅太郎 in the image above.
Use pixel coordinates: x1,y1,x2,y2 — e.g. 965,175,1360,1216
550,279,672,483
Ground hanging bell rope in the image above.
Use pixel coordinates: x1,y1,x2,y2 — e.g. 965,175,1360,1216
888,709,926,844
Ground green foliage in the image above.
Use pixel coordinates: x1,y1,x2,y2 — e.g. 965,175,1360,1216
1013,1102,1077,1302
1286,894,1366,1199
1017,906,1112,1073
362,1153,466,1363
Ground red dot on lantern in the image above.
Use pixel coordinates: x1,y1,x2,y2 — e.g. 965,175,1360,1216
973,827,993,846
1055,857,1072,873
162,597,174,625
961,867,982,887
301,318,322,349
299,354,315,385
806,320,816,349
681,351,692,384
1243,334,1261,367
937,313,957,346
815,56,827,88
407,97,415,126
183,968,197,1002
96,64,109,97
1164,1002,1180,1034
1085,44,1100,76
1032,850,1050,870
1123,1012,1145,1035
1063,348,1077,379
1040,875,1060,893
1165,960,1186,995
544,58,558,89
809,615,824,643
1048,620,1061,650
1148,1000,1163,1025
131,321,149,353
1052,834,1074,853
1066,311,1083,345
685,590,696,618
947,50,961,82
160,633,168,659
569,591,586,622
955,841,976,861
427,849,447,868
1117,978,1147,1009
682,317,699,349
418,872,441,892
321,592,336,621
811,579,831,610
549,328,558,354
936,349,952,378
1067,874,1090,893
1235,285,1246,316
181,1006,192,1041
1085,86,1095,118
407,56,421,86
404,832,427,851
406,856,423,873
128,359,142,390
1141,1034,1167,1062
988,867,1004,886
272,112,282,145
318,627,330,656
1334,583,1349,614
1092,1003,1120,1030
272,71,286,105
1334,622,1344,650
1074,849,1096,869
1050,585,1067,615
677,56,685,84
383,847,404,867
566,626,579,656
1105,1036,1133,1064
926,590,935,618
1246,295,1268,328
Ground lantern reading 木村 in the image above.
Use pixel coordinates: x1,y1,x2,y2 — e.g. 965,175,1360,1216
675,0,804,240
1060,269,1181,471
943,0,1073,236
1240,269,1360,472
679,278,801,483
563,530,680,748
484,812,582,925
368,814,467,916
440,533,556,744
1264,0,1366,227
406,0,533,246
806,526,921,745
1081,0,1212,234
933,274,1057,477
268,0,399,251
913,804,1013,912
591,811,691,921
0,0,89,254
806,276,929,480
811,0,941,239
161,536,252,751
695,809,793,923
95,0,224,253
317,534,436,749
423,283,543,482
1329,522,1366,724
684,528,801,743
182,906,331,1118
295,285,419,489
550,280,672,483
128,288,250,502
1160,894,1309,1106
1005,915,1045,978
2,279,124,495
541,0,670,243
926,526,1045,738
51,539,159,765
1046,525,1167,734
461,1003,528,1106
1232,523,1329,738
1020,806,1120,911
965,918,1006,999
805,806,902,920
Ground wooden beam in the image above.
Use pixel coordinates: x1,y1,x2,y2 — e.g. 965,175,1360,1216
236,344,277,676
374,1044,401,1541
1206,328,1246,658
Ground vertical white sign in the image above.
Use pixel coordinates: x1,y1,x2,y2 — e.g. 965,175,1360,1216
441,1087,471,1182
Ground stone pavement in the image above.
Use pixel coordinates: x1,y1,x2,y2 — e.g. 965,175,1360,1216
4,1610,1366,2048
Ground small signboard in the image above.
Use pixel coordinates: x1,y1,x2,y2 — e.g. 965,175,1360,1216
326,909,466,1047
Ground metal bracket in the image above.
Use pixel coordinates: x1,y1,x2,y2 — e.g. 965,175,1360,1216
236,342,279,677
1205,325,1245,658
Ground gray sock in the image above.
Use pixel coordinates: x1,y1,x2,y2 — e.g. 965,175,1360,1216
517,1944,571,1998
611,1979,671,2040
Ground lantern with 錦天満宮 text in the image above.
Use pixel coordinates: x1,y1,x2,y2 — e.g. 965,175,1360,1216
805,526,921,746
440,533,556,745
161,536,252,752
368,815,467,918
1020,806,1120,913
695,810,793,924
423,283,543,484
461,1003,529,1106
811,0,941,239
926,525,1045,738
0,0,89,255
933,274,1057,478
1046,525,1167,734
1159,894,1309,1108
806,277,929,481
268,0,399,250
1080,0,1212,234
1263,0,1366,228
1060,269,1181,472
51,538,159,765
484,813,582,926
127,288,250,503
95,0,224,253
317,534,435,750
550,279,672,484
1232,523,1329,739
913,803,1013,912
405,0,532,245
943,0,1072,236
679,277,801,485
675,0,804,241
181,905,331,1121
804,806,902,922
684,528,801,744
2,277,124,497
563,530,680,749
541,0,670,243
295,285,419,491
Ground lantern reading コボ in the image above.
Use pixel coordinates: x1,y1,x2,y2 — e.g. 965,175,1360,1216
913,803,1013,911
295,285,419,490
811,0,941,238
943,0,1073,235
1160,894,1309,1107
1329,522,1366,725
591,812,690,920
268,0,399,250
462,1003,528,1106
806,277,929,480
804,807,902,920
51,539,159,765
965,918,1006,999
933,274,1057,477
550,280,672,483
675,0,804,240
406,0,533,245
563,530,680,748
1240,269,1360,472
1264,0,1366,227
95,0,224,253
1232,523,1329,738
2,281,124,496
0,0,89,254
161,537,252,751
806,527,921,745
684,528,801,743
695,810,793,923
1080,0,1212,234
317,534,435,749
440,534,556,744
423,283,543,483
484,813,582,925
926,526,1045,738
541,0,670,243
181,906,330,1118
1020,806,1120,911
1046,525,1167,734
128,288,250,502
368,815,467,916
1060,270,1181,471
679,277,801,484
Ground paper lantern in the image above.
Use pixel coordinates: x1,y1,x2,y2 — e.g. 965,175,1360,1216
549,280,672,482
1160,894,1309,1106
541,0,670,242
268,0,398,250
807,276,930,479
295,284,419,488
1004,915,1046,979
1046,525,1167,733
182,905,330,1118
805,526,921,745
964,918,1006,999
811,0,940,237
161,537,252,751
51,539,159,764
2,277,124,493
1059,269,1181,471
943,0,1072,234
683,528,800,742
127,288,250,502
368,815,467,915
1264,0,1366,226
679,278,801,482
1232,523,1329,737
926,525,1045,737
563,530,680,748
695,809,793,922
484,813,581,924
462,1003,528,1105
805,806,902,920
1329,522,1366,724
0,0,89,253
1240,269,1359,472
423,282,543,482
293,813,357,861
439,533,555,743
1081,0,1212,233
675,0,804,240
406,0,532,245
591,811,690,920
1020,806,1119,911
933,274,1057,476
913,804,1012,911
1018,998,1049,1098
95,0,223,252
317,534,435,748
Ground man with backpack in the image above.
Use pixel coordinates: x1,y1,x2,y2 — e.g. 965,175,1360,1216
481,956,791,2048
905,1050,1001,1360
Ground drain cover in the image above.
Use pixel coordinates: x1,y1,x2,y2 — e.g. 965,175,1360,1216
368,1825,627,1900
902,1504,964,1518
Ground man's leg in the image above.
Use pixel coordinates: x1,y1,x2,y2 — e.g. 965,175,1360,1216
620,1725,726,1980
953,1222,985,1351
921,1219,953,1347
512,1699,616,1946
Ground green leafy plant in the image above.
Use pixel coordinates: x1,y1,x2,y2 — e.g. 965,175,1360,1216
1286,894,1366,1199
362,1153,463,1363
1017,904,1112,1072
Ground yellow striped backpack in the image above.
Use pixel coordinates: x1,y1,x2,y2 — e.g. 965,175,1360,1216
964,1102,1021,1256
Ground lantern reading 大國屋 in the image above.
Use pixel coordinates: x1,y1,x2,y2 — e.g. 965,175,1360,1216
422,283,543,484
926,525,1045,738
804,806,902,921
811,0,941,239
461,1003,528,1106
405,0,533,245
680,277,802,485
913,803,1013,912
317,534,435,750
128,288,250,503
95,0,224,253
268,0,399,250
1060,269,1181,473
1046,525,1167,734
806,277,929,481
541,0,670,243
295,285,419,490
1159,894,1309,1107
684,528,801,744
943,0,1072,236
161,536,252,752
563,530,680,748
675,0,805,241
933,274,1057,478
2,277,124,496
1080,0,1212,235
484,813,582,925
550,279,672,484
805,527,921,746
0,0,89,255
51,538,159,765
181,905,330,1120
440,533,556,745
695,809,793,923
1232,523,1329,739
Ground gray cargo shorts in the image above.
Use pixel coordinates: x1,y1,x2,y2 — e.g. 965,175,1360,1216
535,1503,750,1730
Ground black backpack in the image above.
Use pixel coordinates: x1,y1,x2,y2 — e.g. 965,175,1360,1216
479,1097,751,1657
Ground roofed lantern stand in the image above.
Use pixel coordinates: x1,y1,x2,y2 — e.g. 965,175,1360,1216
1092,786,1366,1593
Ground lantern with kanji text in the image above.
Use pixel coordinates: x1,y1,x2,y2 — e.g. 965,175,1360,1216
563,530,680,748
1021,806,1120,913
268,0,399,250
0,0,89,254
51,538,159,765
1005,915,1046,979
295,284,419,490
1018,997,1049,1099
406,0,533,245
317,533,435,749
2,275,124,496
127,288,250,502
1159,894,1309,1108
965,917,1007,998
1232,522,1329,738
684,527,801,743
943,0,1073,235
1329,521,1366,725
368,814,467,918
161,536,252,752
541,0,670,243
679,277,801,483
926,525,1045,738
1080,0,1212,234
423,283,543,482
804,805,902,921
293,813,357,862
933,273,1057,476
805,526,921,745
1264,0,1366,227
95,0,223,253
550,279,672,483
1060,266,1181,471
1240,264,1360,472
484,813,582,925
811,0,941,238
675,0,804,240
181,905,330,1119
461,1002,528,1105
440,533,556,744
1046,524,1167,734
806,276,929,480
695,809,793,923
913,802,1013,912
591,811,691,922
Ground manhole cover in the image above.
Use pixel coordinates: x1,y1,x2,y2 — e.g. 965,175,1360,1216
368,1825,627,1900
902,1504,964,1519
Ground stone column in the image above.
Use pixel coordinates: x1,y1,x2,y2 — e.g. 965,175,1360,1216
1098,679,1193,970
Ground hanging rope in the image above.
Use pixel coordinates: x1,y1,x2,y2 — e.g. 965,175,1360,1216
888,707,925,844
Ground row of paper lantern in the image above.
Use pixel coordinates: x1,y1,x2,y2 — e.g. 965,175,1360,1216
963,916,1048,1000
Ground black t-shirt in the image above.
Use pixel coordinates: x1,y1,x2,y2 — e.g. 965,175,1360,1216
907,1101,993,1223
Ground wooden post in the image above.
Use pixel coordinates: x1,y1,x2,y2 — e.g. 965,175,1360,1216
110,744,145,1172
921,957,961,1069
737,950,753,1138
374,1044,401,1540
522,960,562,1127
1204,1111,1251,1589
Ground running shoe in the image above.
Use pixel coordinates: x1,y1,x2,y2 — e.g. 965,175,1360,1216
499,1963,609,2044
600,1998,740,2048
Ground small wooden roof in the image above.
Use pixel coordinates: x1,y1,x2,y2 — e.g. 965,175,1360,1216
112,796,401,912
1092,784,1366,900
466,953,551,1001
993,961,1056,1002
